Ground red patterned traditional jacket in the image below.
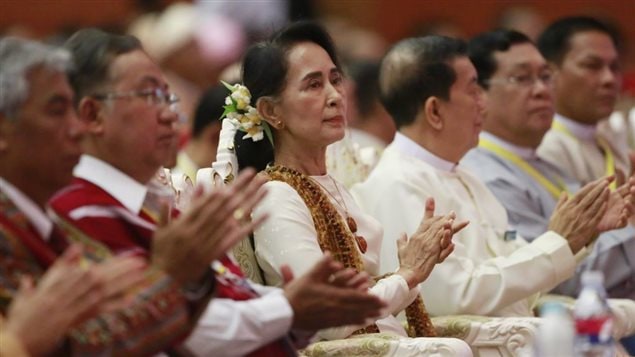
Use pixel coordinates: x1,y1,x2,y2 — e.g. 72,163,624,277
0,188,196,356
50,177,296,357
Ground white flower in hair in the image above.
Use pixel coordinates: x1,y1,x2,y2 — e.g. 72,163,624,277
245,107,261,125
220,81,273,144
243,128,264,142
230,85,251,110
241,120,254,130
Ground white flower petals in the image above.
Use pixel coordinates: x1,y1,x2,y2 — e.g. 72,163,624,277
222,84,266,142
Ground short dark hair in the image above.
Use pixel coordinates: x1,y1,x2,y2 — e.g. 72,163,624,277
468,29,532,89
192,84,225,138
379,36,466,129
537,16,620,65
347,60,381,119
64,28,142,102
236,20,341,171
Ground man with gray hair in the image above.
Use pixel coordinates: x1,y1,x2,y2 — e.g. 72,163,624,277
0,36,271,355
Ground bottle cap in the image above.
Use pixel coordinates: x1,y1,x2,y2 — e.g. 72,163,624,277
581,270,604,286
539,302,568,317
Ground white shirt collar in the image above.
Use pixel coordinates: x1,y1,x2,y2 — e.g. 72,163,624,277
393,132,458,172
480,131,538,160
554,113,596,141
0,177,53,240
73,155,148,214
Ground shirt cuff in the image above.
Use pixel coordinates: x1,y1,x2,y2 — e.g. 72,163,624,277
263,289,295,327
383,273,410,293
532,231,576,284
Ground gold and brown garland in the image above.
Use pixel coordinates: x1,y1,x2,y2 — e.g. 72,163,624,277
264,165,436,338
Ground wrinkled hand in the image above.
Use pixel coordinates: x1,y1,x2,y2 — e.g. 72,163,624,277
548,177,610,254
152,168,268,285
5,245,145,356
282,253,386,331
597,175,634,231
396,198,469,289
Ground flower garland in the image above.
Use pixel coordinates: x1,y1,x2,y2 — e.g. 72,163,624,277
220,81,273,144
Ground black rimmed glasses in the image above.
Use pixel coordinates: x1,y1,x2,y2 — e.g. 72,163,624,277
92,88,180,111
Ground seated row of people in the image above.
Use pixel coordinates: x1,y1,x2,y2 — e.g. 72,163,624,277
211,17,635,354
0,15,633,357
231,17,634,353
0,31,385,356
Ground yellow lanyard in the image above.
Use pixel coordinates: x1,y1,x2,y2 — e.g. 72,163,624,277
479,138,570,200
551,120,616,190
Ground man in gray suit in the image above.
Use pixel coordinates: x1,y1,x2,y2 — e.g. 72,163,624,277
463,28,635,299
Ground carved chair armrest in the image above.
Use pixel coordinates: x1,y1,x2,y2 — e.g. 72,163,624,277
433,315,541,357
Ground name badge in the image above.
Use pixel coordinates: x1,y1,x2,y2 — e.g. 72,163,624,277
504,230,517,241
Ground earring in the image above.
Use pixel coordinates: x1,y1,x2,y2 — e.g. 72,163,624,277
275,120,284,129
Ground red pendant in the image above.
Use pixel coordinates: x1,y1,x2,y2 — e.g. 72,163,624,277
355,235,368,254
345,216,365,253
346,216,358,233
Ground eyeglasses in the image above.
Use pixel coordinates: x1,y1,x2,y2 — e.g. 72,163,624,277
486,72,553,88
92,88,180,111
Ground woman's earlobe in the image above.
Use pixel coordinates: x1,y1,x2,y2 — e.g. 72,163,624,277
256,97,283,129
274,119,285,130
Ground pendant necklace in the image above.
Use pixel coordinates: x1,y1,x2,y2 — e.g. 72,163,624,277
313,175,368,254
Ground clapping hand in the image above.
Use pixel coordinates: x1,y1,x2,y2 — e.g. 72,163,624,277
281,253,386,331
396,198,469,289
152,168,268,285
597,174,634,232
4,245,145,356
548,177,611,253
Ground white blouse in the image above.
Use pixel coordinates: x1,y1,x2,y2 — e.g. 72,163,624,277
253,174,419,340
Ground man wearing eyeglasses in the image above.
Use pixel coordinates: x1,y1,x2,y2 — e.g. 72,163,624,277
462,29,635,300
353,35,619,318
354,35,635,346
49,28,386,356
0,36,232,356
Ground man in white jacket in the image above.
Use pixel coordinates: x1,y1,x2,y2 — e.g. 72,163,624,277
353,35,618,318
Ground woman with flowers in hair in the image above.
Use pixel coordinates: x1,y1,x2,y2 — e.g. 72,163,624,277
225,20,471,352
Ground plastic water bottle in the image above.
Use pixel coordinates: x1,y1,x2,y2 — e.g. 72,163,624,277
573,271,615,357
534,302,574,357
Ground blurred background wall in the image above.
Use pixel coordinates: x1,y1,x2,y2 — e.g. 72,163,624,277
1,0,632,51
2,0,633,122
2,0,632,66
1,0,632,71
